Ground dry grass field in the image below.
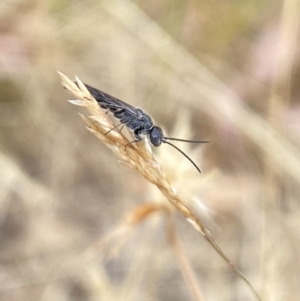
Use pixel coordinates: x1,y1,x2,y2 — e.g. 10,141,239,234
0,1,300,300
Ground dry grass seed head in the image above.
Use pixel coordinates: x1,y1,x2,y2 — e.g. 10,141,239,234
59,72,262,301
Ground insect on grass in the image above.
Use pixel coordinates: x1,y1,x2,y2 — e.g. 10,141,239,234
81,82,209,173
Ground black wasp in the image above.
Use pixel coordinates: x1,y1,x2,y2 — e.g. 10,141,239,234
83,83,209,173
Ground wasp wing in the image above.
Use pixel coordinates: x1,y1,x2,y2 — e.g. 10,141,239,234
83,83,142,119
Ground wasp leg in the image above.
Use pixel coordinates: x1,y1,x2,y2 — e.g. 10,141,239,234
124,130,142,150
105,122,123,135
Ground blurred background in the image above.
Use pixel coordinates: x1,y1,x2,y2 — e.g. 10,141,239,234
0,0,300,300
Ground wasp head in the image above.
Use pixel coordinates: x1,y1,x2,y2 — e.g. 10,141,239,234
149,126,164,147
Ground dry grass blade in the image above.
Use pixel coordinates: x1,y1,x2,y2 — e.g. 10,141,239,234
58,71,262,301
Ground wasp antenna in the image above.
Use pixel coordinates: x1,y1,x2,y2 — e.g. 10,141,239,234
162,140,201,173
164,137,209,144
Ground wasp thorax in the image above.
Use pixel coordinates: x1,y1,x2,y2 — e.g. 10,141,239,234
149,126,163,147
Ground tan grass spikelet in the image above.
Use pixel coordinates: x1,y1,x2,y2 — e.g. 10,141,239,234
58,71,262,301
58,71,202,221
